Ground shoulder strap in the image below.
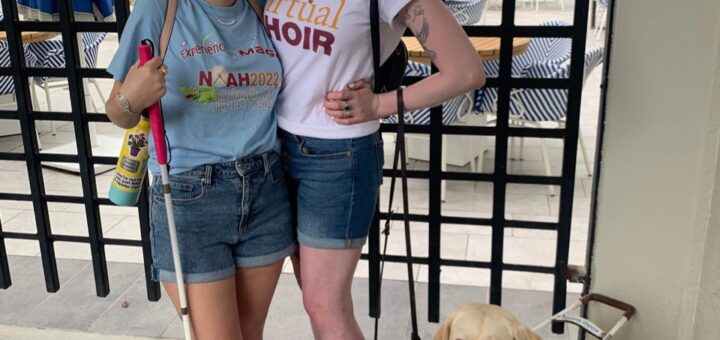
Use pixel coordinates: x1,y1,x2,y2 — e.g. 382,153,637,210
160,0,178,60
247,0,263,21
370,0,381,91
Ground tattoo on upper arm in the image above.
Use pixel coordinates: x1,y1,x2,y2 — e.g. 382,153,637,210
403,3,438,64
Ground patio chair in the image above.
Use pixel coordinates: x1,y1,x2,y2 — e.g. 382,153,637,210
480,47,605,195
384,61,477,201
481,20,572,80
595,0,609,40
28,32,107,134
446,0,488,25
519,0,566,11
0,40,45,144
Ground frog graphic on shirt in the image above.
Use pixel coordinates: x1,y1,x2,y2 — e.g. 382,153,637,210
180,85,219,105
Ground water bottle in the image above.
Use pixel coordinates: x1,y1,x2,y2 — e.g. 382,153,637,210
108,113,151,206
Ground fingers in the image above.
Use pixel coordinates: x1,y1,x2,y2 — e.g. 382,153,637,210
326,79,371,100
348,79,371,90
144,56,164,69
325,89,351,101
323,98,348,112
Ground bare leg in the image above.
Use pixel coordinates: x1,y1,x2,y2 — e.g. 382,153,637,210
299,245,363,340
163,277,243,340
235,261,285,340
290,250,303,288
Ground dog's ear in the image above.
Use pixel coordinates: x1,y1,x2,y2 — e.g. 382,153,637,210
434,311,457,340
513,324,542,340
433,320,451,340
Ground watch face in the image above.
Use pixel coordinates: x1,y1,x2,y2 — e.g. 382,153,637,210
119,94,130,111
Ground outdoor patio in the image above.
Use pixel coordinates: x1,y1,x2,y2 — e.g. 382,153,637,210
1,2,605,339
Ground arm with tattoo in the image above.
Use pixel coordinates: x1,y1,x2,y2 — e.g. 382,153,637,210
325,0,485,124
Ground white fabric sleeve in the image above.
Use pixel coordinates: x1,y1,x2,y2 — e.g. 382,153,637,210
379,0,414,26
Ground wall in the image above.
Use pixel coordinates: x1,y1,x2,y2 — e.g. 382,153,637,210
589,0,720,339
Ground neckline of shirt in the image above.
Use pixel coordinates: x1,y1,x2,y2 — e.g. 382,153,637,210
197,0,244,19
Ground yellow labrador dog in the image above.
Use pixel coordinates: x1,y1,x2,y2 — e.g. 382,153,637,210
434,303,542,340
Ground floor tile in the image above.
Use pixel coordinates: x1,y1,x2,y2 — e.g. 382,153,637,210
18,261,143,331
2,239,40,257
1,210,124,238
0,256,90,325
505,192,552,217
88,277,176,338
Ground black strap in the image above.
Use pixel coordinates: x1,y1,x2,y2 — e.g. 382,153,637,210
371,1,420,334
370,0,381,91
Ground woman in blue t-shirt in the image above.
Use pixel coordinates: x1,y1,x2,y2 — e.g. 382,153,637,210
105,0,292,338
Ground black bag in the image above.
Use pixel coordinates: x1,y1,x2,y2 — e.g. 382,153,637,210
371,0,408,94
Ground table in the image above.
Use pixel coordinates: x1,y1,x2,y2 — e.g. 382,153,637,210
402,37,531,63
0,31,58,43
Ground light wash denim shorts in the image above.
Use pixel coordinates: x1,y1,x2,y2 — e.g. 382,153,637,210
280,130,384,249
149,151,295,284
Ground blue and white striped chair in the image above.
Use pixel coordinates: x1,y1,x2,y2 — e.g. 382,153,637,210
27,32,107,133
480,20,572,83
383,61,477,201
447,0,488,25
0,41,37,96
480,48,605,194
0,40,44,143
595,0,609,40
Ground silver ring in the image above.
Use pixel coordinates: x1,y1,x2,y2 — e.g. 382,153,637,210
343,102,352,115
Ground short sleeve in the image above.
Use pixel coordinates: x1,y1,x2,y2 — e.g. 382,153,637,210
379,0,413,26
106,0,165,82
92,0,115,19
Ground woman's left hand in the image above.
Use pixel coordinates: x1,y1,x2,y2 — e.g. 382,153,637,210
324,79,380,125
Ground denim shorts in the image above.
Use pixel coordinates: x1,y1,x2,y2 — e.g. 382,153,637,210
280,129,384,249
149,151,295,284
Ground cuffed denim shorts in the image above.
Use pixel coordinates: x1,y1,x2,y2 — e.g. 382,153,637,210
280,129,384,249
149,151,295,284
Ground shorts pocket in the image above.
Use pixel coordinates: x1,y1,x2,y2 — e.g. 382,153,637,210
298,138,352,159
152,176,204,205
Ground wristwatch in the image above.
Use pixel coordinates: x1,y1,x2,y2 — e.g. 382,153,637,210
117,93,136,115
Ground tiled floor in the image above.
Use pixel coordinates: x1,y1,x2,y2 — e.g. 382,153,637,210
0,255,580,339
1,5,604,338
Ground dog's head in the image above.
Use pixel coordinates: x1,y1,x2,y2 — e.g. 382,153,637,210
512,324,542,340
433,304,543,340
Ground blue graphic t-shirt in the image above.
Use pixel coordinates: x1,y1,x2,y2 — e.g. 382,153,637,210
108,0,281,175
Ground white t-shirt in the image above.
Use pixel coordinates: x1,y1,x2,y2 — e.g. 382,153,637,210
264,0,412,139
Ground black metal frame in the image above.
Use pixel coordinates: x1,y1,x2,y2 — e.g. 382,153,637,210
0,0,591,335
367,0,590,334
0,0,160,301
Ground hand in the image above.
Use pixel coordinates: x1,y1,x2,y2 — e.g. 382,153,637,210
324,79,380,125
120,57,167,113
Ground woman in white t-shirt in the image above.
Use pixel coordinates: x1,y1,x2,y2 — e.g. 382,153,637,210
265,0,485,337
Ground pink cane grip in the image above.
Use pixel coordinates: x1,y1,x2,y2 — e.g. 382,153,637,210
137,44,168,165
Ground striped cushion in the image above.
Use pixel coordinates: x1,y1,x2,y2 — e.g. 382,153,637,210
479,48,604,122
446,0,487,25
383,61,472,126
30,32,106,85
0,40,40,95
477,20,572,113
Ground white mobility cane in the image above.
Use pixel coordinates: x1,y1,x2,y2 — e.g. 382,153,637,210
138,42,193,340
